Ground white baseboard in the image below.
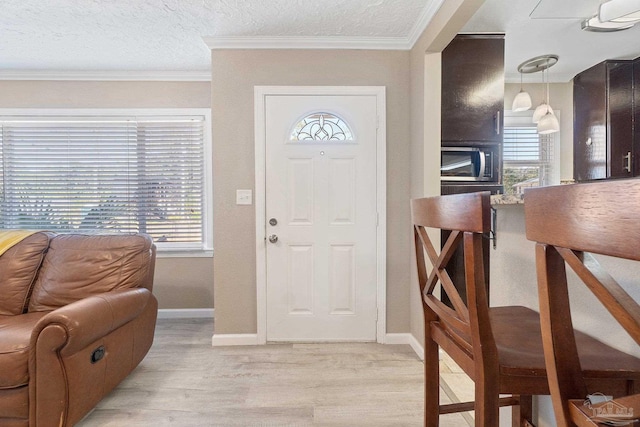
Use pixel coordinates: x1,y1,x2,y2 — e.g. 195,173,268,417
211,333,260,347
385,333,425,361
157,308,214,319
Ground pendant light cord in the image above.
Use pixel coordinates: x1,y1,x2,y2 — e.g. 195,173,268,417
546,68,551,113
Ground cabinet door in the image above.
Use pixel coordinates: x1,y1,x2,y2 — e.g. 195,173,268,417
607,62,633,178
574,61,634,181
634,59,640,176
574,62,607,181
441,36,505,144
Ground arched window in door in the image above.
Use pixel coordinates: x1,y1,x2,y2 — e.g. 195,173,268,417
290,112,353,141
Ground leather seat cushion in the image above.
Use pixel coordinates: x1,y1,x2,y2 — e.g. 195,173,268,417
29,234,154,312
0,312,49,388
0,232,52,315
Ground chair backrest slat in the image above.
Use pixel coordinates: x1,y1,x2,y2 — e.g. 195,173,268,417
559,248,640,345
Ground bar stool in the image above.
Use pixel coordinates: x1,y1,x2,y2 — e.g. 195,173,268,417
525,180,640,427
413,190,640,427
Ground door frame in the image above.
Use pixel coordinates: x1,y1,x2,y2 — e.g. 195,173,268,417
254,86,387,344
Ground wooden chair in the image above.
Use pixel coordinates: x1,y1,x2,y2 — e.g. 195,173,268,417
412,191,640,427
525,180,640,427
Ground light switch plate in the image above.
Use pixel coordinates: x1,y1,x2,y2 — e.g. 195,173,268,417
236,189,252,205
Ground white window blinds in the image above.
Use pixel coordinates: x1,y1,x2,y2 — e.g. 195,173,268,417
0,115,206,250
503,127,553,163
503,126,554,194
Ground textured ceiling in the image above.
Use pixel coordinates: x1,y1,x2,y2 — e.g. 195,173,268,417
8,0,634,81
0,0,429,73
463,0,640,82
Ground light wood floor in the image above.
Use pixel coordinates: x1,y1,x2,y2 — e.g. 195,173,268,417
77,319,474,426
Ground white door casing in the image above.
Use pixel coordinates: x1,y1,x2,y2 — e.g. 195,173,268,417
255,86,386,343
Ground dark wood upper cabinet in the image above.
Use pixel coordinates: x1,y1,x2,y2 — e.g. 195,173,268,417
573,60,634,181
439,35,504,310
635,58,640,176
441,34,505,145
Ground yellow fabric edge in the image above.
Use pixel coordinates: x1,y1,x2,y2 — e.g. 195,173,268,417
0,230,39,257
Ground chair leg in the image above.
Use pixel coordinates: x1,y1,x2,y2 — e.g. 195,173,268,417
424,335,440,427
512,395,533,427
474,374,500,427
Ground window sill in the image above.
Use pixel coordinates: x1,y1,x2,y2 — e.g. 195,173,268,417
156,249,213,259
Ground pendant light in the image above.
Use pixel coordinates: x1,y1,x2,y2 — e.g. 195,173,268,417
532,69,551,123
515,54,559,134
512,70,532,111
537,68,559,134
515,55,558,124
538,108,560,134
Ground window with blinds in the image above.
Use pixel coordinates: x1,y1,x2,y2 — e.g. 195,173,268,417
503,126,554,195
0,114,209,251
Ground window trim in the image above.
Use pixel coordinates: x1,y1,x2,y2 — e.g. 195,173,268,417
0,108,213,257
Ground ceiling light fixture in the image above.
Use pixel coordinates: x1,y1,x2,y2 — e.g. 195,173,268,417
582,0,640,32
513,55,560,134
581,15,636,31
599,0,640,23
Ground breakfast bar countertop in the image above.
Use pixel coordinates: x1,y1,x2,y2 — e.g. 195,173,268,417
490,193,525,205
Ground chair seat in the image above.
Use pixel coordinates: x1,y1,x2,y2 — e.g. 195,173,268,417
492,306,640,385
0,312,49,388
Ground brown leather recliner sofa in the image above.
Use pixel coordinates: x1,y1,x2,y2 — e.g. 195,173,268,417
0,232,158,427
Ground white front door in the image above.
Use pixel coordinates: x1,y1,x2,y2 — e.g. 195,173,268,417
262,92,380,342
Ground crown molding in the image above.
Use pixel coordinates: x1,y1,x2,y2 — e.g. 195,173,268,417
407,0,445,47
0,70,211,81
203,35,412,50
204,0,444,51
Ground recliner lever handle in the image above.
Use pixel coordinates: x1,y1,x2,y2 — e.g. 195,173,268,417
91,345,105,364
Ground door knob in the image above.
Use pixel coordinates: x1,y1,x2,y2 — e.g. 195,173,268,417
268,234,278,243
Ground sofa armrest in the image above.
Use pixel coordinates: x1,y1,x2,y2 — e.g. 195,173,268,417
28,288,157,426
30,288,153,355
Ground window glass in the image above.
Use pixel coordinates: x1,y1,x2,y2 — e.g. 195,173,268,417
290,112,353,141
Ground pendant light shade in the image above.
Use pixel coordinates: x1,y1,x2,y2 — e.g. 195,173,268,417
537,108,560,134
512,90,532,111
512,71,532,111
532,102,551,123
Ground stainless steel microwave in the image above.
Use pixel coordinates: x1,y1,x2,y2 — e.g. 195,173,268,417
441,147,496,182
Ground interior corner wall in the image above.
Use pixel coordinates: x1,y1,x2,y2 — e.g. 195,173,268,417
408,0,487,351
0,80,214,310
210,49,412,335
